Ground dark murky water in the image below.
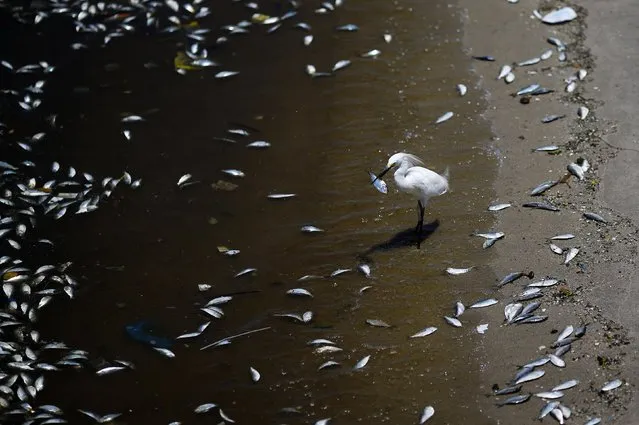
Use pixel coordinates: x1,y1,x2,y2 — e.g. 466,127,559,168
3,0,499,423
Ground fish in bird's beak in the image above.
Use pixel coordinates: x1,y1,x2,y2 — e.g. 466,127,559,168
373,162,395,183
368,162,395,194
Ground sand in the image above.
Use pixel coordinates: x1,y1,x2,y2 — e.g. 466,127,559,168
458,0,637,423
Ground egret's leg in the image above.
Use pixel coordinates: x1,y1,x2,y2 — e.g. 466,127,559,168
416,201,425,249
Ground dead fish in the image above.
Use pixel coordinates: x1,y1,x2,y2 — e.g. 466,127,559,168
488,203,511,211
315,419,331,425
552,379,579,391
299,274,324,281
494,385,522,396
469,298,498,308
564,247,579,264
516,83,541,96
435,111,453,124
332,60,351,72
547,37,566,49
384,33,393,43
584,419,601,425
497,65,512,80
542,114,565,123
308,339,336,346
550,243,563,255
574,324,588,338
536,391,564,400
336,24,359,31
419,406,435,424
539,402,561,420
153,348,175,358
303,35,313,46
330,268,352,277
515,369,545,384
540,49,553,60
601,379,622,392
194,403,217,413
96,366,126,376
533,145,561,152
78,410,122,423
219,408,235,423
177,174,193,187
444,316,462,328
518,57,541,66
286,288,313,297
301,225,324,233
314,346,343,354
228,128,250,136
583,211,607,223
249,367,260,382
215,71,239,79
411,326,438,338
542,7,577,24
318,360,341,370
369,171,388,194
504,303,523,323
221,169,245,178
121,114,144,122
505,72,515,84
474,231,505,239
517,315,548,324
548,354,566,368
567,162,585,180
457,84,467,96
566,81,577,93
454,301,465,317
353,355,370,370
472,55,495,61
531,180,558,194
123,129,132,140
522,201,559,211
247,141,271,148
496,393,531,406
551,234,575,240
234,268,257,277
306,64,317,76
361,49,381,58
483,238,500,249
267,193,297,199
357,264,371,277
578,106,589,119
499,271,534,286
446,267,473,275
366,319,390,328
578,69,588,80
550,409,565,425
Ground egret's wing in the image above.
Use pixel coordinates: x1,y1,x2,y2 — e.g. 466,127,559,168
405,167,449,198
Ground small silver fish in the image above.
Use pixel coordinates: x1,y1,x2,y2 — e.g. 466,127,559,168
584,419,602,425
286,288,313,297
369,171,388,194
457,84,467,96
366,319,390,328
221,169,245,178
314,346,343,354
419,406,434,424
234,268,257,277
601,379,623,392
551,233,575,240
469,298,498,308
121,114,144,122
330,268,352,277
318,361,340,370
303,35,313,46
153,348,175,358
249,367,260,382
446,267,473,275
455,301,465,317
474,231,505,239
215,71,239,79
515,369,545,384
488,203,511,211
528,278,560,287
444,316,462,328
177,174,192,187
548,354,566,368
353,355,370,370
518,57,541,66
583,212,607,223
301,225,324,233
384,34,392,43
505,72,515,84
332,60,351,72
564,247,579,264
533,145,560,152
539,401,560,420
435,111,453,124
578,69,588,80
578,106,589,119
247,141,271,148
540,49,553,60
267,193,297,199
550,244,563,255
361,49,381,58
194,403,217,413
497,65,512,80
410,327,437,338
552,380,579,392
357,264,371,277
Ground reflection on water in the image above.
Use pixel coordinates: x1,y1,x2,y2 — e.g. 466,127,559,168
8,0,500,423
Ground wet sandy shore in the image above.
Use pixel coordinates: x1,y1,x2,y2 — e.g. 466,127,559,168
459,0,638,423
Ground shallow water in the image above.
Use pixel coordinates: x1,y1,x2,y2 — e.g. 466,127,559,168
3,0,499,423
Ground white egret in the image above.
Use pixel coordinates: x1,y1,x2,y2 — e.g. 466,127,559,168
373,153,449,245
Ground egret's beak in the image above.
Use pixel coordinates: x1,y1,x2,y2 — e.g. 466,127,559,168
372,165,393,184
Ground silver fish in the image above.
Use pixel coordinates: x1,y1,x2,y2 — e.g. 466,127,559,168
455,301,465,317
314,346,342,354
247,141,270,148
505,72,515,84
488,203,511,211
475,231,505,239
515,369,545,384
469,298,498,308
551,408,564,425
267,193,297,199
308,339,336,346
557,325,574,342
286,288,313,297
353,355,370,370
584,212,607,223
533,145,560,152
361,49,381,58
384,34,392,43
332,60,351,72
552,379,579,391
578,106,589,119
578,69,588,80
153,348,175,358
531,180,558,196
177,174,192,187
366,319,390,328
234,268,257,277
564,247,579,264
457,84,467,96
504,303,523,323
536,391,564,399
249,367,260,382
330,268,352,277
301,225,324,233
601,379,623,392
584,419,602,425
221,169,244,178
303,35,313,46
497,65,512,80
542,114,565,123
419,406,435,424
518,57,541,66
318,361,341,370
548,354,566,368
369,171,388,194
435,111,453,124
551,233,575,240
496,393,531,406
516,83,540,96
540,49,553,60
446,267,473,275
410,326,437,338
96,366,126,376
444,316,462,328
550,244,563,254
539,401,560,419
358,264,371,277
215,71,239,79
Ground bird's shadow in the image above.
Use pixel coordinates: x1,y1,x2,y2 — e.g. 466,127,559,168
360,219,440,258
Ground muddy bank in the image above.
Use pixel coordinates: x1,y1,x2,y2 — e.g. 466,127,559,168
459,0,636,423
